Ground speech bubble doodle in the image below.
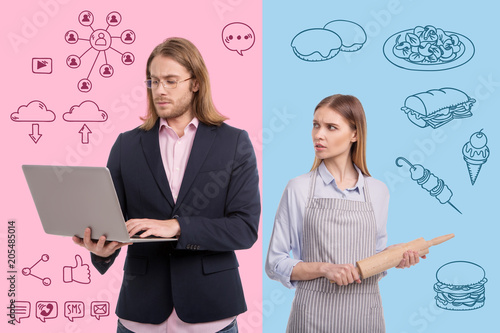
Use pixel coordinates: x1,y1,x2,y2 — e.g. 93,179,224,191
91,301,110,320
64,301,85,322
36,301,58,323
222,22,255,56
12,301,31,323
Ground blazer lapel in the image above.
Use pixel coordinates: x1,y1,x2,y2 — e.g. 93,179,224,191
174,123,217,210
140,120,175,208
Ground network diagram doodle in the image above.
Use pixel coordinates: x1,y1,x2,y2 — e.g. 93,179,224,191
462,130,490,185
10,100,56,144
65,10,136,93
434,261,487,311
395,157,461,214
291,20,367,62
401,87,476,128
383,24,474,71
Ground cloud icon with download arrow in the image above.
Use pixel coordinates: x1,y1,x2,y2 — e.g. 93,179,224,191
11,100,56,122
63,100,108,122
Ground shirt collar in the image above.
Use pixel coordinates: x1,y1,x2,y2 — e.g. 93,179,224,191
317,161,365,192
159,117,199,133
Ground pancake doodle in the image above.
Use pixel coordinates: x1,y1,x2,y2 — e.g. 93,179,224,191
434,261,487,311
291,20,366,62
383,24,474,71
401,87,476,128
462,130,490,185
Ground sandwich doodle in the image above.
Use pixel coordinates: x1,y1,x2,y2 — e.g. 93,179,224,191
401,88,475,128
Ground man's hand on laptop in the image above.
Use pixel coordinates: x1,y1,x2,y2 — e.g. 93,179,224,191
126,218,181,239
73,227,132,258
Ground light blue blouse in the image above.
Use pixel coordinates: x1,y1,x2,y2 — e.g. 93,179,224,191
265,162,390,289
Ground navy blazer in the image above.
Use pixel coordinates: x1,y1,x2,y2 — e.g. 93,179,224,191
91,120,261,324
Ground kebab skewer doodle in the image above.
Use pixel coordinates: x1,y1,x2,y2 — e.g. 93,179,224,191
395,157,462,214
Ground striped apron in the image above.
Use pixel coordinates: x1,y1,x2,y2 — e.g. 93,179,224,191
287,170,385,333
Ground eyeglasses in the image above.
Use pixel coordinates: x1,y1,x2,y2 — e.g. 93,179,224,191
144,77,192,89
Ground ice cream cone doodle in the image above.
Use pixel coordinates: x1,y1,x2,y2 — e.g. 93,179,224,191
462,129,489,185
396,157,461,214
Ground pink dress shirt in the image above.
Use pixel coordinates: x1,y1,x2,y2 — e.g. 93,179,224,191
120,117,235,332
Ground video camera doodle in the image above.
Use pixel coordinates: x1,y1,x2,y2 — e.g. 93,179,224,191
32,58,52,74
65,10,136,93
22,254,51,286
222,22,255,56
36,301,58,323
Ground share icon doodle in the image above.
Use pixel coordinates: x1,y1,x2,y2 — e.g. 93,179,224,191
22,254,51,286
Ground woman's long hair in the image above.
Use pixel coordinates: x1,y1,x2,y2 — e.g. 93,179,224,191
311,94,370,176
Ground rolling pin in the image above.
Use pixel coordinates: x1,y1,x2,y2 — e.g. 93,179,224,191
355,233,454,280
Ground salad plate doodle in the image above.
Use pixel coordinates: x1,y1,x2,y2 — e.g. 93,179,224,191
383,25,474,71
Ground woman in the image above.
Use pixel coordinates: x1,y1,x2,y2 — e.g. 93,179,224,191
265,94,422,332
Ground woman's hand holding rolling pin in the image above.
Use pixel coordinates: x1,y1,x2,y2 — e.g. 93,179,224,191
386,244,427,269
323,263,362,285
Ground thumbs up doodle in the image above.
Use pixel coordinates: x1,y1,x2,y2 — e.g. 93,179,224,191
63,255,91,284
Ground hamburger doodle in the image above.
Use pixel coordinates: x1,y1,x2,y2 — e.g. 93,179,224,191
401,88,476,128
462,129,490,185
434,261,487,311
291,20,366,62
396,157,461,214
383,24,474,71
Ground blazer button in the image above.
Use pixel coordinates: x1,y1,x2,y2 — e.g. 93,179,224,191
172,215,179,219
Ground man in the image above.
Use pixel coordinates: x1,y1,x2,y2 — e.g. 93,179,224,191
73,37,260,333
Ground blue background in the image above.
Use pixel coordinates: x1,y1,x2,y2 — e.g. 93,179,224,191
263,0,499,332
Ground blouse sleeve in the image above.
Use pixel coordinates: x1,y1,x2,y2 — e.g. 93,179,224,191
265,178,307,289
373,179,390,254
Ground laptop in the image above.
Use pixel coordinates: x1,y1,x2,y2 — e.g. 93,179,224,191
22,165,177,243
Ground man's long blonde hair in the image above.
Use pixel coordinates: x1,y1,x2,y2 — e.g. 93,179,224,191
140,37,227,130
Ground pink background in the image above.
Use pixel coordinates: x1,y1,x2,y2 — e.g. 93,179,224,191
1,0,262,332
